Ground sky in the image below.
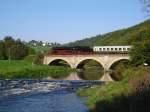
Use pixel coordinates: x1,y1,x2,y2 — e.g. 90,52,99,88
0,0,148,43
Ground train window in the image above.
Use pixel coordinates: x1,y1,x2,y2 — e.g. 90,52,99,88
115,48,117,50
99,48,102,51
103,48,106,51
111,48,113,51
123,48,126,51
127,48,130,50
119,48,122,51
107,48,110,51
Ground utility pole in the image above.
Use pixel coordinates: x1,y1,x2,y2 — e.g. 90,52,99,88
8,47,11,64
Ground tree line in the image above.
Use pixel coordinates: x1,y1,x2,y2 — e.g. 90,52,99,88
130,27,150,66
0,36,34,60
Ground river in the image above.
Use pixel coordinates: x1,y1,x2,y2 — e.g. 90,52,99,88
0,80,103,112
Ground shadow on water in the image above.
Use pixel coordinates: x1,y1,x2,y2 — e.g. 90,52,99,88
76,59,104,80
77,67,104,80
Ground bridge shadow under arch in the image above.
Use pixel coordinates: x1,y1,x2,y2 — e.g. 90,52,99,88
49,59,71,68
109,59,130,81
76,59,104,80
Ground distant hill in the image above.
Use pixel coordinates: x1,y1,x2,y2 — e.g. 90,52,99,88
65,20,150,47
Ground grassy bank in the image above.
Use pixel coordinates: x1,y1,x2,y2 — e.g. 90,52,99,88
0,60,73,79
77,66,150,112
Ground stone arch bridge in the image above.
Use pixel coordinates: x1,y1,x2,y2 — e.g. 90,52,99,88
43,54,129,81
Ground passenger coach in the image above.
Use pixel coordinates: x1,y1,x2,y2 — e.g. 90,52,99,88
93,46,132,53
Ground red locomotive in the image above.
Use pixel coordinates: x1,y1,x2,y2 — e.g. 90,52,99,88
49,46,94,55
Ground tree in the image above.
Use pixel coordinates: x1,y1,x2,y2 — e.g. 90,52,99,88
130,1,150,66
2,36,29,60
28,40,38,46
0,41,6,59
4,36,15,48
3,36,15,59
130,28,150,66
10,41,29,60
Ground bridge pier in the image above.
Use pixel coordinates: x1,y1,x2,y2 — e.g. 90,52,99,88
65,72,113,81
64,72,81,80
101,72,113,81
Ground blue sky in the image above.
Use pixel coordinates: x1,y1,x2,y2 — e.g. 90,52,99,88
0,0,147,43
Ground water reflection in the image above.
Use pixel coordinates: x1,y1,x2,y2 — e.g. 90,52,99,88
77,67,104,80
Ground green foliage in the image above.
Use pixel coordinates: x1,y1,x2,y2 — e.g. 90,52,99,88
130,28,150,66
78,82,132,110
4,36,15,49
10,42,28,60
77,66,150,112
27,46,36,55
0,41,6,59
23,55,35,63
0,36,29,60
33,53,44,65
110,60,130,81
83,60,102,68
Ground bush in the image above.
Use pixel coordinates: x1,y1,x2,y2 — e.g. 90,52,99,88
92,73,150,112
78,66,150,112
33,53,44,65
24,55,35,63
110,60,130,81
27,46,36,55
130,74,150,112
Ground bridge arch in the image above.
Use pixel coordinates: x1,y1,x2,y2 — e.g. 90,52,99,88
75,58,104,69
76,59,104,80
48,59,72,68
107,57,130,70
109,59,130,69
109,59,130,81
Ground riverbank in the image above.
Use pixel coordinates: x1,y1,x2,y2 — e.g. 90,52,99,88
0,60,73,80
77,66,150,112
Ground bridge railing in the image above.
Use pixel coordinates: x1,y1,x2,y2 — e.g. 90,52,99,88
46,51,129,56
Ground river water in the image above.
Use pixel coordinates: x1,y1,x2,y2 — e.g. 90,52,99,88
0,80,103,112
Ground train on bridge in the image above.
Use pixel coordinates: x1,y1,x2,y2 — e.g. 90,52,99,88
49,46,132,55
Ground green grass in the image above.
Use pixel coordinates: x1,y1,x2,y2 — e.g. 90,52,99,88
77,66,150,111
23,55,36,63
0,60,32,70
78,82,132,109
0,60,73,79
